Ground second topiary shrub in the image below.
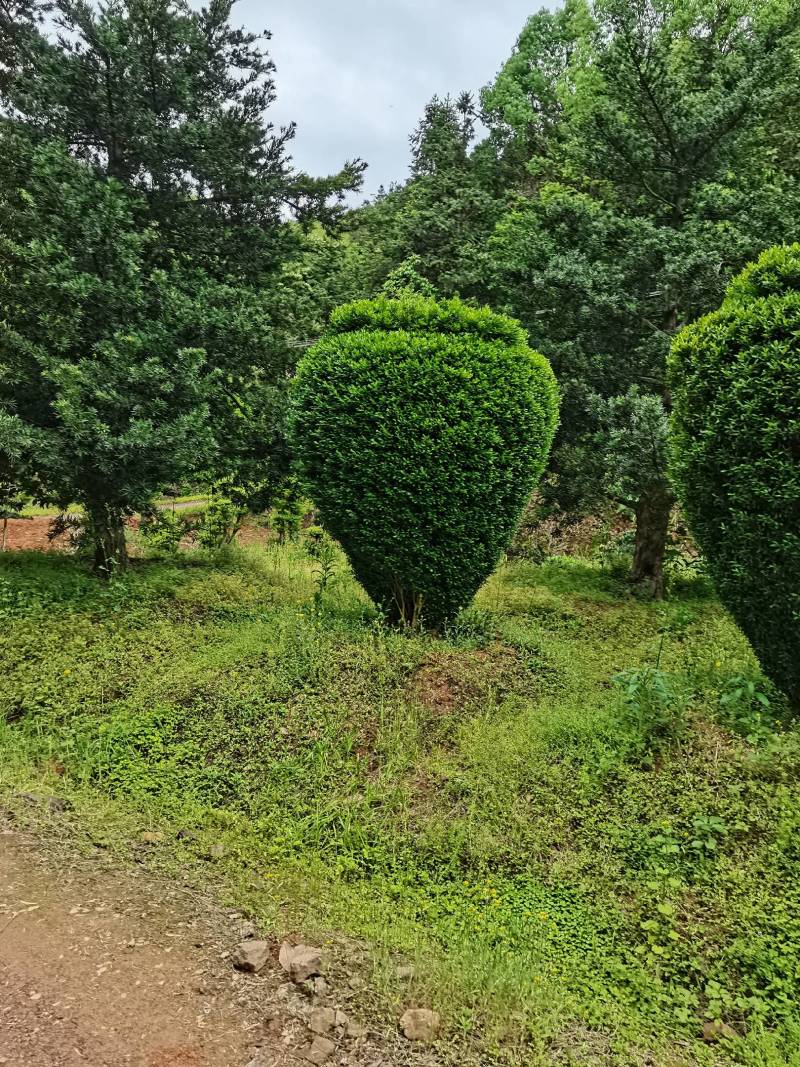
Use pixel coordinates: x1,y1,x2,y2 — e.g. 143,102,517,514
669,244,800,710
290,294,559,628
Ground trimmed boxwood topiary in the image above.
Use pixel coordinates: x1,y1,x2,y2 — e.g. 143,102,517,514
669,244,800,710
290,294,559,628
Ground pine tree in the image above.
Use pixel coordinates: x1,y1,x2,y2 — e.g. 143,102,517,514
0,0,366,566
486,0,800,595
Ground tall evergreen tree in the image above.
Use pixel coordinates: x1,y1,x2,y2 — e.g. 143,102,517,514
0,0,365,565
339,94,504,301
0,133,214,572
2,0,364,279
486,0,800,595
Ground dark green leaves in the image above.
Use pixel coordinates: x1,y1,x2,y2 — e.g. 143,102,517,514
669,244,800,709
290,295,559,629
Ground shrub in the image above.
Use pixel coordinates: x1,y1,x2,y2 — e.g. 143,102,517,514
138,509,189,556
196,488,247,550
270,479,306,545
669,244,800,710
290,294,559,628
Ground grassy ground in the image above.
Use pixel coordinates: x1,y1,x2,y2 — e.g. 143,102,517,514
1,541,799,1066
20,493,209,517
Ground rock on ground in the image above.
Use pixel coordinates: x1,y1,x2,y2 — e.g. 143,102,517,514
309,1005,337,1034
303,1035,337,1064
400,1008,441,1043
232,939,271,973
279,941,323,983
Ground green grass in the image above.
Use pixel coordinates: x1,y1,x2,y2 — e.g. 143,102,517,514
1,543,799,1066
21,494,209,517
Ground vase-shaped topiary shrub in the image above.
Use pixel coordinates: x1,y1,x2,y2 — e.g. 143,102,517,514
669,244,800,709
290,294,559,628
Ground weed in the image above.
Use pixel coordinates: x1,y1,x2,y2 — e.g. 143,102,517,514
1,545,798,1065
304,525,341,615
717,674,775,741
613,666,689,760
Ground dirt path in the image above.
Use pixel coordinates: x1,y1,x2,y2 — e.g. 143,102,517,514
0,830,286,1066
0,824,418,1067
0,501,207,553
0,517,70,553
0,503,271,554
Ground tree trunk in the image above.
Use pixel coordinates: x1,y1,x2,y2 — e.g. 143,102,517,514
631,481,673,600
88,505,129,577
388,582,426,629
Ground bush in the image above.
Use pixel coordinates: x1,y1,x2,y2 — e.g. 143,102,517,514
270,479,306,545
290,294,559,628
195,489,247,550
669,244,800,710
138,509,189,556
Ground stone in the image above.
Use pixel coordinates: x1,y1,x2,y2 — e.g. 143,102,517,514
245,1053,275,1067
395,964,414,980
313,976,329,998
334,1009,348,1028
47,796,71,813
303,1036,336,1064
139,831,165,844
400,1008,440,1043
702,1020,738,1043
279,941,323,983
240,921,258,940
345,1018,367,1040
232,940,271,973
309,1006,336,1035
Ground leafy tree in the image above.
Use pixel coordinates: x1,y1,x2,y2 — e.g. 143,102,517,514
486,0,800,596
670,245,800,711
290,295,559,629
1,0,365,509
0,133,214,573
480,1,590,168
340,94,503,301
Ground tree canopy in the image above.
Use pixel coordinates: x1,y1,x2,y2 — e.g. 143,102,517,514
489,0,800,593
0,0,365,568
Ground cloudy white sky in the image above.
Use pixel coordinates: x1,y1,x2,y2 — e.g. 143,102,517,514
236,1,550,198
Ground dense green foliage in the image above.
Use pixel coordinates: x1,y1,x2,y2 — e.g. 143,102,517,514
2,543,799,1064
290,296,559,627
483,0,800,596
670,245,800,710
0,133,214,572
0,0,363,568
1,0,799,1060
0,0,363,266
332,0,800,596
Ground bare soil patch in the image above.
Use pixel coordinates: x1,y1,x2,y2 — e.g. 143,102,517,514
0,828,281,1066
0,820,442,1067
1,517,71,553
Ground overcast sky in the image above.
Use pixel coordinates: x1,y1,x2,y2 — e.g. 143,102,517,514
236,1,549,199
